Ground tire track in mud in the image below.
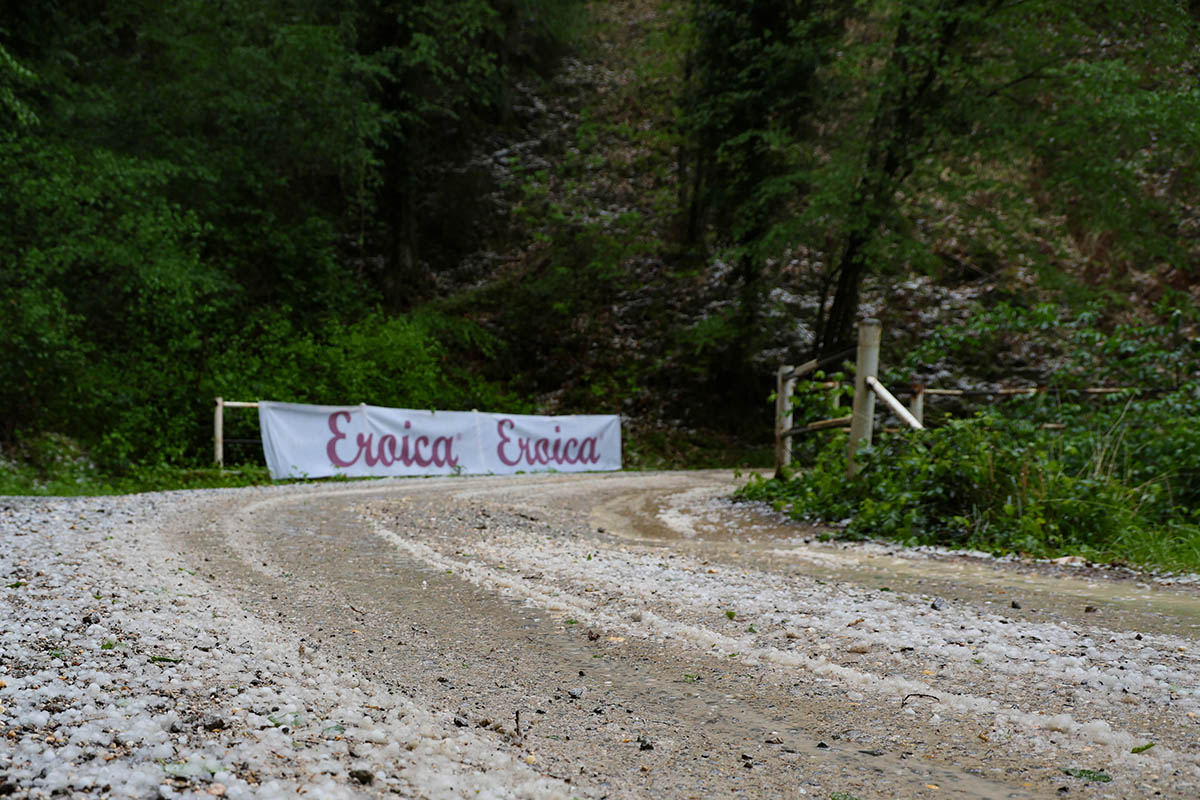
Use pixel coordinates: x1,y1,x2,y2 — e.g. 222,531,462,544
168,472,1200,798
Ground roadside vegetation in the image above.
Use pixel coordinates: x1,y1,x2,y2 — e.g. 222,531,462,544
4,1,1200,573
741,302,1200,573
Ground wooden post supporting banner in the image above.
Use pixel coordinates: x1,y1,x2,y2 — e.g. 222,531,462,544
214,397,224,467
846,319,881,478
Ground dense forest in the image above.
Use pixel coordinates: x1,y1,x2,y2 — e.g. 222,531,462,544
4,0,1200,559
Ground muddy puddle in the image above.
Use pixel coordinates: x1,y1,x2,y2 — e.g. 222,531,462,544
593,486,1200,640
206,487,1054,799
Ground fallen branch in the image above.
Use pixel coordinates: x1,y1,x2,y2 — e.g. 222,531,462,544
900,693,940,707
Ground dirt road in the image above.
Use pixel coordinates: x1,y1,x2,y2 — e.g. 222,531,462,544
159,470,1198,798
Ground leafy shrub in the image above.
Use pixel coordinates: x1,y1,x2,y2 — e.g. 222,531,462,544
203,310,526,461
742,301,1200,571
0,433,103,495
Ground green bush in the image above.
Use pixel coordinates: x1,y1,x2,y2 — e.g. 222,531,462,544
742,302,1200,572
203,310,526,459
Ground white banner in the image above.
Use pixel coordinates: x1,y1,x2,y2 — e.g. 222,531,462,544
257,401,621,480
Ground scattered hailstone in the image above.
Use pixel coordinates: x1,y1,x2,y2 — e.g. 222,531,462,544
1042,714,1075,733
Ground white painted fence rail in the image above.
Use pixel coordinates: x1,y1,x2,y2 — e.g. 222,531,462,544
866,375,924,431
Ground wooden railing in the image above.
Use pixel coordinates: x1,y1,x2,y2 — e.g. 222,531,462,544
774,320,1140,478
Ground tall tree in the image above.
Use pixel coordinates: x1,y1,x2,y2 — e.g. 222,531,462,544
358,0,585,309
0,0,582,464
684,0,1200,358
680,0,836,414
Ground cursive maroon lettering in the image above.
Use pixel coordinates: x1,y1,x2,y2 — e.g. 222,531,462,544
414,435,431,467
326,412,459,469
496,419,601,467
327,411,355,467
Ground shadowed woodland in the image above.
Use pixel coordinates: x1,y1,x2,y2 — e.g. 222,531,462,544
4,1,1200,569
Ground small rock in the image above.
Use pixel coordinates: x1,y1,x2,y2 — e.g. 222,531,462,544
200,715,226,732
1084,605,1098,613
639,737,654,751
1010,600,1022,610
816,741,829,749
765,735,783,744
930,598,946,611
568,687,584,699
349,769,374,785
206,784,226,797
453,715,469,728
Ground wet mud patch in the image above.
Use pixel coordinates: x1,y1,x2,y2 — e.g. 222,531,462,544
156,472,1200,798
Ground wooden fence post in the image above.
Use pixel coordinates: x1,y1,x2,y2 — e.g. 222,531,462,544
775,365,795,478
214,397,224,467
846,319,881,478
909,384,925,427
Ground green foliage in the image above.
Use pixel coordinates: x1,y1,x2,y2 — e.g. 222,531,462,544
681,0,827,248
742,303,1200,572
682,0,1200,353
5,0,1200,491
894,299,1200,388
0,434,272,495
781,370,854,465
208,310,515,413
1060,768,1113,783
200,310,523,465
0,42,38,128
0,136,224,463
0,0,576,476
0,433,101,496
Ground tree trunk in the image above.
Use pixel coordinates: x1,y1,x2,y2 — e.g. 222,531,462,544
817,230,868,357
813,2,965,358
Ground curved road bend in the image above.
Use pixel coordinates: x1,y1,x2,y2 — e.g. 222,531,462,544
164,471,1200,799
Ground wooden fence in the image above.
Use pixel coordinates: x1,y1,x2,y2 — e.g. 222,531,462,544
774,319,1138,479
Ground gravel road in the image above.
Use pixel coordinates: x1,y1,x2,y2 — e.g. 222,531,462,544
2,471,1198,798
